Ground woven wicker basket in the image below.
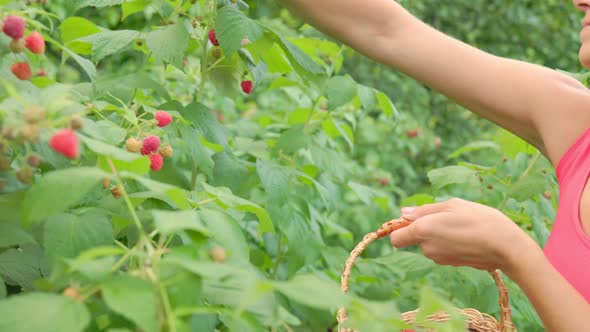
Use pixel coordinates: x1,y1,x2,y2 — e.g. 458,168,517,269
337,217,517,332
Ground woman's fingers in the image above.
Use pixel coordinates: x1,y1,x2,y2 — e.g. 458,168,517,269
390,214,441,248
401,199,454,220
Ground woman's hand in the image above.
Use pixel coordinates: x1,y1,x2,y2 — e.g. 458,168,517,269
389,198,536,273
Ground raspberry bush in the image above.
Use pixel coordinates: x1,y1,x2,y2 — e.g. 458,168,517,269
0,1,575,331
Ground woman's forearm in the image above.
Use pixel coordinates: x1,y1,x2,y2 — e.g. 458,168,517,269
281,0,413,61
504,240,590,331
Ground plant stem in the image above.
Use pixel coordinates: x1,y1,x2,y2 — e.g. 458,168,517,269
106,159,155,258
158,276,176,332
197,31,210,101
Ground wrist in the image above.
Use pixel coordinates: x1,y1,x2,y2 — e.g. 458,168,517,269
501,234,544,281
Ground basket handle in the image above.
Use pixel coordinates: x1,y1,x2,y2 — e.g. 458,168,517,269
336,217,516,332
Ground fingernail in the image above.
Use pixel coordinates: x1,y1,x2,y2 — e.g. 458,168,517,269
401,207,415,216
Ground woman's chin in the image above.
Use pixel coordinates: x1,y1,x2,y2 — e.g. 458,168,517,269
579,47,590,68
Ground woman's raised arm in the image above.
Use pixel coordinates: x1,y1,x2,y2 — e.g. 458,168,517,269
282,0,590,167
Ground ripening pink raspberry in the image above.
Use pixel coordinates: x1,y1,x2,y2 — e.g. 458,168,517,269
2,16,25,40
142,135,160,155
149,153,164,171
208,29,219,46
24,32,45,54
241,80,253,94
154,111,172,127
49,129,79,159
10,62,31,80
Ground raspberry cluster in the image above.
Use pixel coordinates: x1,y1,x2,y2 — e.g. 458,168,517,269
123,110,174,171
0,103,84,187
3,15,46,81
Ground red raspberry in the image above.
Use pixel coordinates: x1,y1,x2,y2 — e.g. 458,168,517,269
241,80,253,94
37,69,47,77
25,32,45,54
154,111,172,127
11,62,31,80
49,129,79,159
2,16,25,40
406,129,420,138
142,135,160,154
149,153,163,171
208,29,219,46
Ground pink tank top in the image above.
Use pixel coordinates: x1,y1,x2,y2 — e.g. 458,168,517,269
544,128,590,303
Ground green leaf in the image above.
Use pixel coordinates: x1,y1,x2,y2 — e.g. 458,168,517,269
0,293,90,332
416,287,466,332
60,17,101,55
215,6,265,58
0,276,5,299
75,0,124,10
253,40,293,74
348,182,379,206
495,128,538,158
43,211,113,262
375,91,398,117
401,194,435,207
345,298,402,331
203,183,275,235
211,152,251,194
164,256,239,280
358,85,377,111
62,47,97,82
372,251,436,278
178,124,214,178
31,77,56,88
269,33,323,77
274,125,309,155
0,245,44,290
82,120,127,145
81,136,150,175
427,166,479,192
256,160,292,205
0,223,36,248
273,274,350,310
102,275,158,332
290,37,344,72
508,173,547,202
180,103,228,149
78,30,142,62
122,172,191,209
160,263,203,308
152,210,211,236
0,191,25,223
268,203,322,271
146,23,189,68
23,167,108,226
165,257,276,324
448,141,501,160
324,76,357,110
197,208,249,261
122,0,152,19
